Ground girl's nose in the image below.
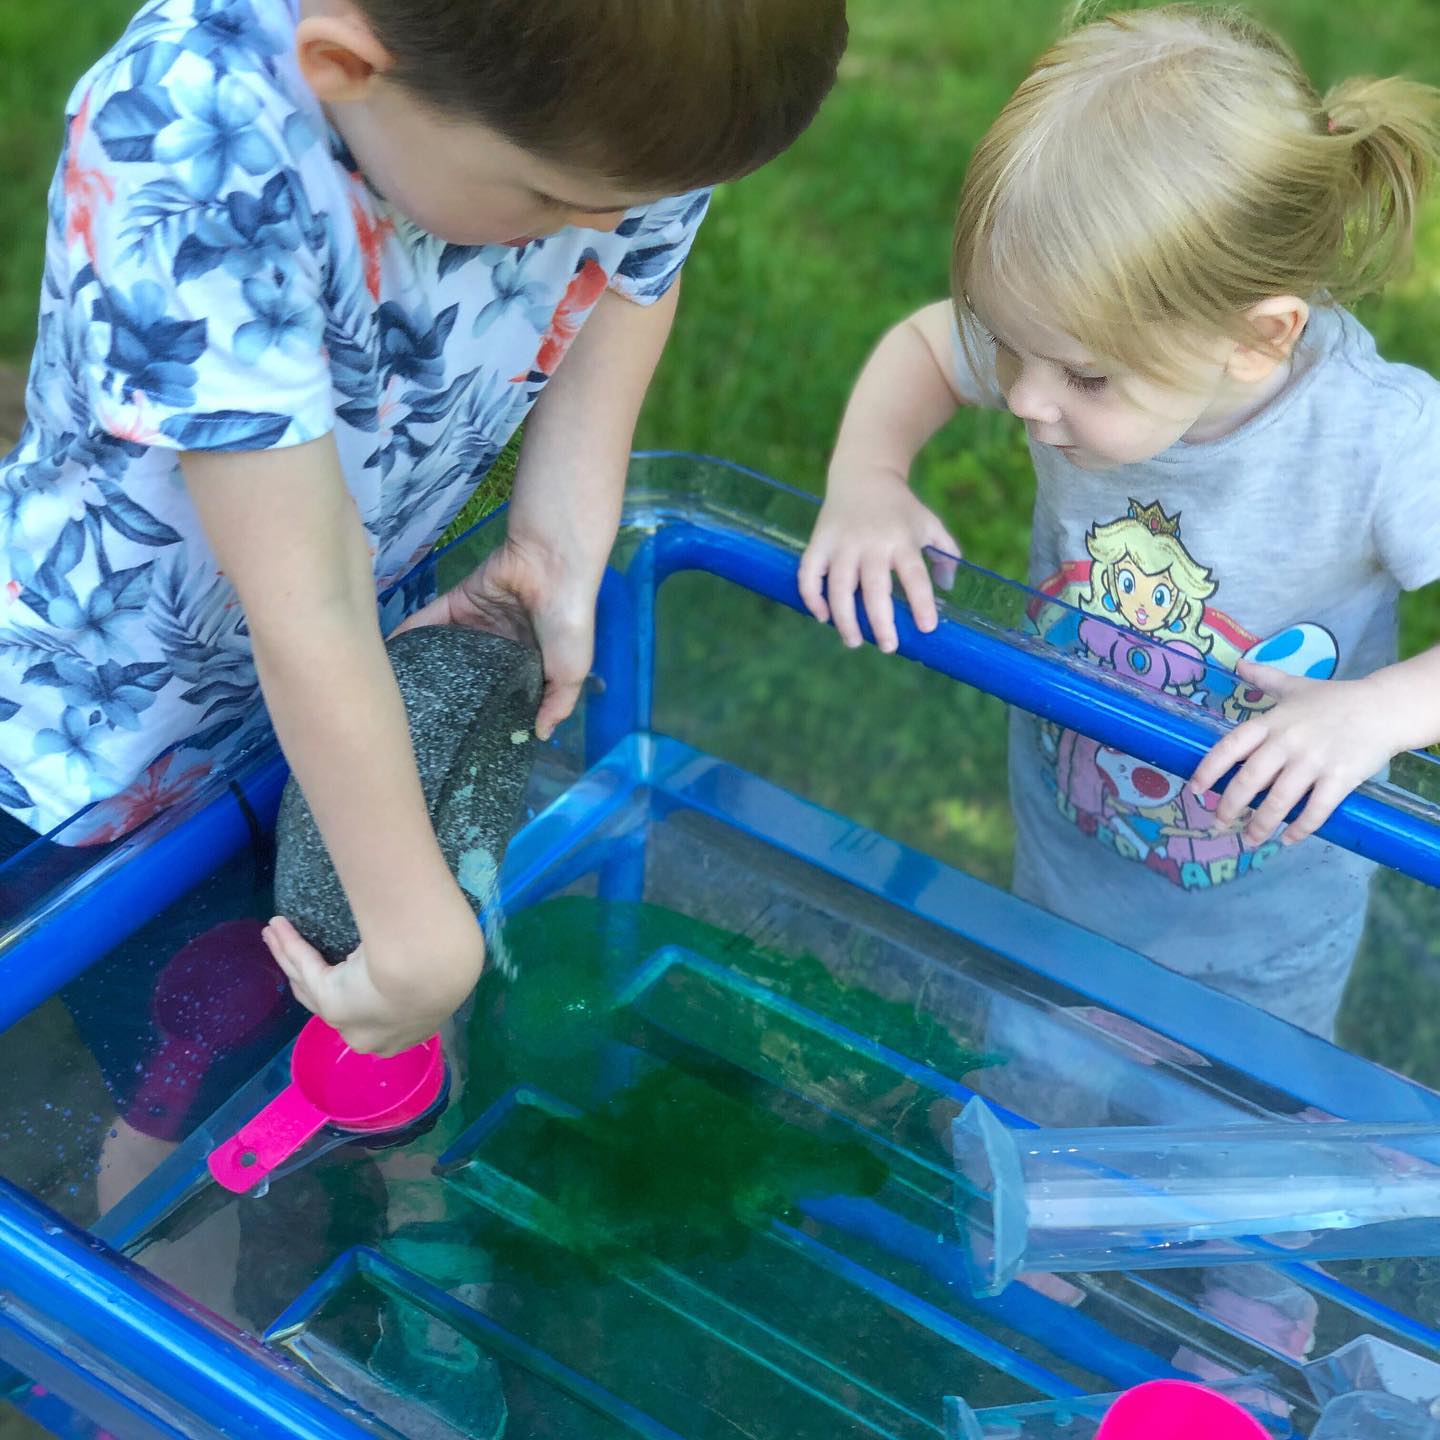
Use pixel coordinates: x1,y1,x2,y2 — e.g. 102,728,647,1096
1004,367,1063,426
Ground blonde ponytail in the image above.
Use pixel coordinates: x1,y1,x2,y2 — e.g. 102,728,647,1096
1324,75,1440,300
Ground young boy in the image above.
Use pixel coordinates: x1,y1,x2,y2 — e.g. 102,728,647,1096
2,0,848,1064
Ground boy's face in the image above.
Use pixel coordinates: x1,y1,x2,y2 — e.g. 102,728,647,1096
297,4,663,245
968,291,1244,472
333,100,661,246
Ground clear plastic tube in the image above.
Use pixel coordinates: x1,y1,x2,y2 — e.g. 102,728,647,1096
952,1098,1440,1297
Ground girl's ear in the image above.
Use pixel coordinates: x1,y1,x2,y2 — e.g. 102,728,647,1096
295,10,394,102
1228,296,1310,384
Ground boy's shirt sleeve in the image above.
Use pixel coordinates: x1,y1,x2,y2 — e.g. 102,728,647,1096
949,308,1006,409
608,189,712,305
62,41,334,453
1372,382,1440,593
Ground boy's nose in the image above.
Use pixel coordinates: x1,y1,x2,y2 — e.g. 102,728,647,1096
580,209,630,233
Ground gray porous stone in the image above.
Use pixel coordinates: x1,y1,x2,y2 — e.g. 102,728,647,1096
273,626,544,960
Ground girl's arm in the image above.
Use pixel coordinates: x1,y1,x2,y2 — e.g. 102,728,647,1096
181,436,484,1056
1189,645,1440,846
799,301,968,654
395,282,681,737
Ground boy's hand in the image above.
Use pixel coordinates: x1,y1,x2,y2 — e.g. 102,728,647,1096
393,535,591,741
798,474,961,653
1188,661,1399,848
262,910,484,1057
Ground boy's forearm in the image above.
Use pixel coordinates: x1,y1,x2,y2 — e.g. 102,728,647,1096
181,441,469,973
829,303,968,490
508,283,680,585
251,601,467,961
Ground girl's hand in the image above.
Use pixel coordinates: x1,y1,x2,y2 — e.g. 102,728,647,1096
393,534,593,741
262,910,484,1058
1188,661,1399,848
798,474,961,654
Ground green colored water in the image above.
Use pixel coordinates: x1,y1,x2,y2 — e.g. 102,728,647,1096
467,896,998,1111
461,1064,890,1270
204,896,1008,1434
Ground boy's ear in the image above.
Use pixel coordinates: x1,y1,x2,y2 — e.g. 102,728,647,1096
295,10,394,102
1228,295,1310,384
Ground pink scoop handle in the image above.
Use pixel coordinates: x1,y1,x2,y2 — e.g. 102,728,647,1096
206,1084,330,1193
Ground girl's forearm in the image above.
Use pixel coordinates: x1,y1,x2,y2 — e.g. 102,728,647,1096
1364,644,1440,755
829,302,968,491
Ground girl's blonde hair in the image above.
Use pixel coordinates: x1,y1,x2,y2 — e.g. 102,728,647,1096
953,4,1440,387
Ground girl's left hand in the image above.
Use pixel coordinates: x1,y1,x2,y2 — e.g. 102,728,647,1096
1188,661,1397,848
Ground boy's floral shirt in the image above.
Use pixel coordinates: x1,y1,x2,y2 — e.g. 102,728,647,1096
1,0,708,840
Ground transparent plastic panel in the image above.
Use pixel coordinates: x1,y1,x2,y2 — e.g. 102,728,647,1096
2,456,1440,1437
643,456,1440,1083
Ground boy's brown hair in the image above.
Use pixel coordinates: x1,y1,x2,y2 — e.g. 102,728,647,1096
355,0,849,192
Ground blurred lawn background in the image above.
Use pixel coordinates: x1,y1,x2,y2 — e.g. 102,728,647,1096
3,1,1440,1098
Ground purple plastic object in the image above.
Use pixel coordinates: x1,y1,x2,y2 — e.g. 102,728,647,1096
206,1016,445,1193
1095,1380,1272,1439
124,919,292,1140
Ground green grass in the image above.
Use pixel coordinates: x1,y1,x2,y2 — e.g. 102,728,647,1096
6,0,1440,1078
10,0,1440,647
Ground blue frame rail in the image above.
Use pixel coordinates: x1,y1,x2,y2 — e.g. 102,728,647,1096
0,1179,391,1440
610,516,1440,890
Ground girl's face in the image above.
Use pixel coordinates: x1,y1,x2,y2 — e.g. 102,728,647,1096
970,295,1237,471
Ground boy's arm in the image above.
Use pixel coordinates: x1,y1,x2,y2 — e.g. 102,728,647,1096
1189,645,1440,846
181,438,483,1055
396,282,680,736
799,301,968,653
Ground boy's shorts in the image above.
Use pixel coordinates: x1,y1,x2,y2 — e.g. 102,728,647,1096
0,807,304,1140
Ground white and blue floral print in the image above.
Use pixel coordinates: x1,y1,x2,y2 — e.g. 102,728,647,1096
0,0,709,840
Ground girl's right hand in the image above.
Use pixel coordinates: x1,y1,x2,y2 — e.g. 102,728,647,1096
798,472,961,653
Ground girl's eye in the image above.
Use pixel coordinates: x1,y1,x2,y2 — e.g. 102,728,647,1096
1066,370,1108,393
1153,585,1171,609
978,323,1014,355
1120,571,1136,595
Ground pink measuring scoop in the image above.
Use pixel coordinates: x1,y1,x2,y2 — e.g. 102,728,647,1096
1096,1380,1272,1438
207,1016,446,1193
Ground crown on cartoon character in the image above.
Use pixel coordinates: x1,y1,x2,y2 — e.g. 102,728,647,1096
1128,498,1181,537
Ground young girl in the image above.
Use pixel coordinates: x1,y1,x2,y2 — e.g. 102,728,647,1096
0,0,846,1079
800,4,1440,1037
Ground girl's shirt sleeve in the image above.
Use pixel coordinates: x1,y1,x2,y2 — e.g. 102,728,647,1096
1372,382,1440,592
608,189,712,305
61,39,334,453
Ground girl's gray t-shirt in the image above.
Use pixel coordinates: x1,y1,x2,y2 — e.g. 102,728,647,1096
951,303,1440,1036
